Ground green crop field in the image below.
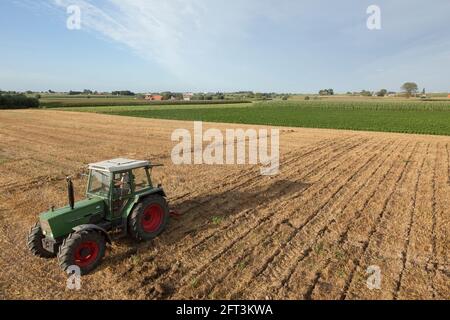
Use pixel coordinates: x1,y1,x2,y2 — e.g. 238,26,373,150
56,102,254,112
41,97,249,108
57,100,450,136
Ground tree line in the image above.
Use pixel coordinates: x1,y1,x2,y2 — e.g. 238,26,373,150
320,82,420,97
0,93,39,109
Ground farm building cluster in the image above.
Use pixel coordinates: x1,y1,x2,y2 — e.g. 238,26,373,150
145,93,194,101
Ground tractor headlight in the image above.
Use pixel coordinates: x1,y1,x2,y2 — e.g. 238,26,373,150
40,220,51,235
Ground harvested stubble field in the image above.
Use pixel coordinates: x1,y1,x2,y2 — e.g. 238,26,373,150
0,109,448,300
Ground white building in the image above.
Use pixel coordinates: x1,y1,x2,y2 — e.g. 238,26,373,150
183,93,194,101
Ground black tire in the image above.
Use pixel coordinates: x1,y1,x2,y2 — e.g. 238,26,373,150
27,222,56,258
57,230,106,275
128,195,169,241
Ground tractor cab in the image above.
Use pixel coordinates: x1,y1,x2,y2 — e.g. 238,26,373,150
87,158,153,199
28,158,169,275
86,158,160,221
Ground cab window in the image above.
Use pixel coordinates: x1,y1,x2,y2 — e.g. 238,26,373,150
113,172,132,198
88,170,110,196
133,167,150,191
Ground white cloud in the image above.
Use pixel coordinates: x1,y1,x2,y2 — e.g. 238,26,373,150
49,0,278,80
51,0,185,72
48,1,313,81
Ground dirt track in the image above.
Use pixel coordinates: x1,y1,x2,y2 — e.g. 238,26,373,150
0,109,448,300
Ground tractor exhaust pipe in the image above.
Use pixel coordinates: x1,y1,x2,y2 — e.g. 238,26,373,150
67,177,75,210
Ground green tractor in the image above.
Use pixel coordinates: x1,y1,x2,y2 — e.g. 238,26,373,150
27,158,170,275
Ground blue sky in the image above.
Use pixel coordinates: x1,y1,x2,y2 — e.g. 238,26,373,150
1,0,449,93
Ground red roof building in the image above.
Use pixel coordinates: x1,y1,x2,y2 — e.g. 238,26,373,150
145,94,163,101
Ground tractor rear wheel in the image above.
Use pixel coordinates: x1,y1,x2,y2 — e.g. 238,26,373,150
128,195,169,241
57,230,106,275
27,222,56,258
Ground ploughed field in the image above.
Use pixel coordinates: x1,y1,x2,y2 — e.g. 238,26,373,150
0,109,448,300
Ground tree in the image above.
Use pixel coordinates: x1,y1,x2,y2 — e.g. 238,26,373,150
214,92,225,100
112,90,135,96
319,89,334,96
401,82,418,97
376,89,387,97
192,94,204,100
0,94,39,109
161,92,172,100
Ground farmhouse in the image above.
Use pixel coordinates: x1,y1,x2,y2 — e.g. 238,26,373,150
183,93,194,101
144,94,163,101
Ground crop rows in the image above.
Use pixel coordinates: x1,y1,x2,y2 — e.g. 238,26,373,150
0,109,448,299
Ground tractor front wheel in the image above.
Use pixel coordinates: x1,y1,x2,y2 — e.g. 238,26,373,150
128,195,169,241
27,222,56,258
57,230,106,275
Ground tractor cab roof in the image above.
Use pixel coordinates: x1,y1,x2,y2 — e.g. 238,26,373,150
88,158,150,173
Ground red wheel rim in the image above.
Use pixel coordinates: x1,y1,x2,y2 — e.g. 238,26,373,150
142,204,164,233
74,241,99,267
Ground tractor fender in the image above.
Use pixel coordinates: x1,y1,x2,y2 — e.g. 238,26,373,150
144,187,167,198
123,187,167,218
72,224,112,244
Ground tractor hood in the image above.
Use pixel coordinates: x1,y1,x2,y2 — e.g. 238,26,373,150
39,197,106,239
